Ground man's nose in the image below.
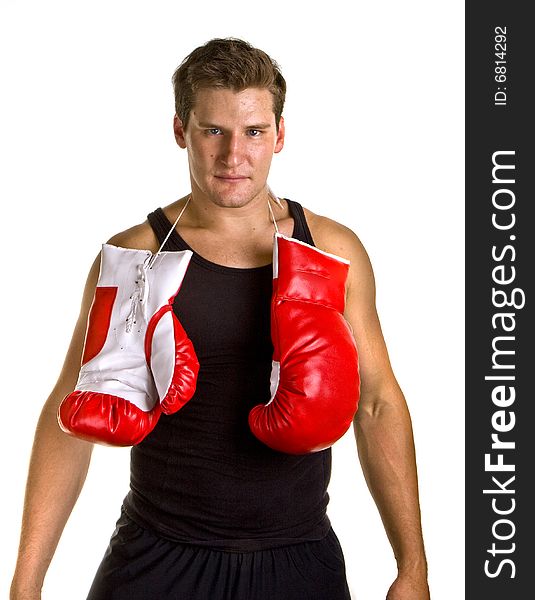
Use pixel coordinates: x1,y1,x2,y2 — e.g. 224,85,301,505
220,133,245,167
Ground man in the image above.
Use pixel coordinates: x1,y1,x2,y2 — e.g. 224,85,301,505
10,38,430,599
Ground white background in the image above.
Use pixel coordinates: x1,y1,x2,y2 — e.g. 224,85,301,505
1,1,464,598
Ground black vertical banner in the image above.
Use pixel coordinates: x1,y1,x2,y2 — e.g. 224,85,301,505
466,3,534,598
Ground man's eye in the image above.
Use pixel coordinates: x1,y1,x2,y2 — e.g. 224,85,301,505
248,129,261,137
207,128,222,135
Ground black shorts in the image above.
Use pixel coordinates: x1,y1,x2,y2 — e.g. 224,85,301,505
87,509,351,600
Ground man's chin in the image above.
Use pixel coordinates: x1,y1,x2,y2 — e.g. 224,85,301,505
209,189,264,209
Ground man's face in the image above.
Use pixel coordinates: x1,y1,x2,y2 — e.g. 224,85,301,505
174,87,285,209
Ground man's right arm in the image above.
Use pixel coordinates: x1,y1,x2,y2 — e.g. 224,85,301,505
10,253,102,600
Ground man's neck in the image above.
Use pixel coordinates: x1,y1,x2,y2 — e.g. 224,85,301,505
185,189,277,236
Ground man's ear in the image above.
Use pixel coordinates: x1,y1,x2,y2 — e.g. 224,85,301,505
173,115,187,148
274,116,285,154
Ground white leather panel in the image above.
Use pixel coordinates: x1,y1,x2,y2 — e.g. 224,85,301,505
150,310,175,401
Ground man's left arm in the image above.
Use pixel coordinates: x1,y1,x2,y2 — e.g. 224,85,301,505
313,218,430,599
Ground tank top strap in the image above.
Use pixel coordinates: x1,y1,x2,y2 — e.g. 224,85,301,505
147,208,187,252
285,198,315,246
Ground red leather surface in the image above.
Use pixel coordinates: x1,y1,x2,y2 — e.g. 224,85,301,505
249,237,360,454
276,236,348,313
145,305,200,415
81,287,118,366
58,390,162,446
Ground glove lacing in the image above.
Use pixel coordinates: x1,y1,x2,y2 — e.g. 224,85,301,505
125,195,191,333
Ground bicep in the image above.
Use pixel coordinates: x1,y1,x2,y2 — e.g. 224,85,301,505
343,238,399,410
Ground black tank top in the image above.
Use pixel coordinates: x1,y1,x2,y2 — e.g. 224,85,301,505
123,199,332,551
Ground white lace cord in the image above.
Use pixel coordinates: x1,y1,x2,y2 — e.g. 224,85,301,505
125,263,147,333
267,185,283,209
147,195,191,270
267,189,280,234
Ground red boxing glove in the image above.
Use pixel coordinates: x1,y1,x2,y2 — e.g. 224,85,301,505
249,234,360,454
58,244,199,446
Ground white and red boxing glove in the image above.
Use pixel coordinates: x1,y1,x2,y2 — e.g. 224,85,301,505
58,244,199,446
248,234,360,454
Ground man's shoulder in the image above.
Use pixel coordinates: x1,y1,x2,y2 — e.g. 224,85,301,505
301,205,368,264
300,204,375,296
106,219,159,253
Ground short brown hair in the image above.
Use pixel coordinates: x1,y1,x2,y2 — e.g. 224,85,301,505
172,38,286,132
